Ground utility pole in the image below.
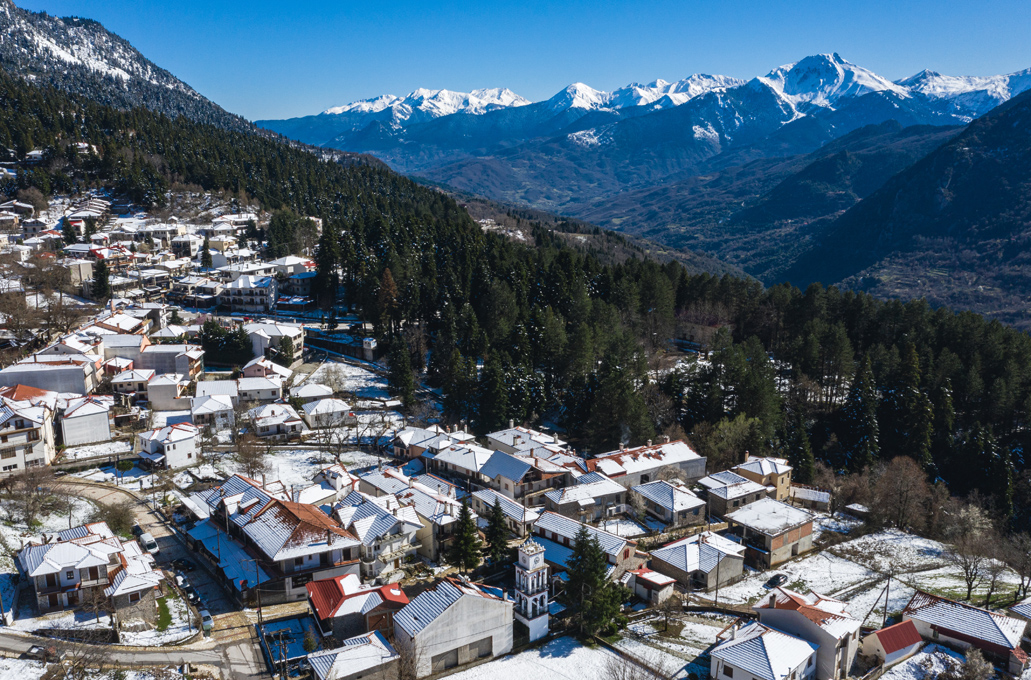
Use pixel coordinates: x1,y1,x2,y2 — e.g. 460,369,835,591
882,570,892,629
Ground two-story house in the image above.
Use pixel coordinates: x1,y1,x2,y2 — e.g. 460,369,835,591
531,511,640,579
0,398,56,471
137,422,200,470
333,491,422,582
734,456,793,501
542,472,627,522
307,573,409,643
726,498,814,569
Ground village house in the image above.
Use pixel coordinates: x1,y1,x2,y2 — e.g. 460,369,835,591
393,578,513,678
148,373,190,411
188,474,361,605
249,402,303,438
725,497,814,569
755,587,862,680
902,590,1029,675
306,573,410,643
470,488,540,538
242,356,294,381
391,426,473,460
196,379,240,406
221,275,278,313
302,398,356,429
733,456,793,501
631,479,706,527
531,511,640,578
485,424,568,456
699,470,769,518
479,450,572,505
17,522,162,628
290,382,334,404
237,376,283,403
191,394,235,430
710,621,818,680
648,531,745,591
424,442,495,483
307,631,399,680
542,472,627,522
137,422,200,470
0,353,100,394
332,491,422,583
243,321,304,364
0,395,56,470
588,438,707,487
111,369,156,402
60,396,112,447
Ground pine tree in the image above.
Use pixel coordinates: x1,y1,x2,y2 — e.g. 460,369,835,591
313,222,340,309
567,524,624,636
62,218,77,245
883,344,934,469
91,258,110,301
478,353,509,433
842,354,879,471
445,499,481,572
482,497,510,565
377,268,399,333
584,332,654,452
785,412,815,484
388,336,415,409
200,236,213,268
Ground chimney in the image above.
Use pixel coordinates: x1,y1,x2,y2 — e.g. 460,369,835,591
769,593,776,608
647,439,652,447
730,624,738,640
619,442,625,451
663,435,670,444
509,419,514,429
109,298,115,313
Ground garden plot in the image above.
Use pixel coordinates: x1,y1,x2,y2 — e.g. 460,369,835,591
812,513,862,541
841,579,917,627
598,517,650,537
219,448,388,489
0,658,45,680
620,613,730,677
74,464,156,492
831,529,948,573
0,495,98,569
701,551,878,605
444,636,619,680
61,440,132,461
901,562,1023,601
8,608,113,634
121,593,196,646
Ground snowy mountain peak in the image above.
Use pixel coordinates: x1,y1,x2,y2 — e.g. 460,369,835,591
322,87,530,119
765,53,908,109
546,82,610,111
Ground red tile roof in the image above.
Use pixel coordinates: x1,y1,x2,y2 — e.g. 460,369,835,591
873,619,922,655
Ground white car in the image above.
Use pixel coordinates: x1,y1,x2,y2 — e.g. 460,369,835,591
199,609,214,632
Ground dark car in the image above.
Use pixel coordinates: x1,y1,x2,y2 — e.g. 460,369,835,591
171,558,196,572
765,573,788,589
185,587,201,605
131,522,144,538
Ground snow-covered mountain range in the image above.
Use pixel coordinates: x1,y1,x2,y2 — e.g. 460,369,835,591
0,0,249,131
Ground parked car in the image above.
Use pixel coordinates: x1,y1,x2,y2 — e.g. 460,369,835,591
175,575,191,591
765,573,788,589
171,558,196,572
185,587,201,606
131,522,144,538
199,609,214,632
139,532,159,555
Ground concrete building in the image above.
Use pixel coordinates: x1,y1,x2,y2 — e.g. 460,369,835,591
425,442,495,484
755,588,862,680
391,426,474,460
631,480,706,527
290,382,334,404
0,354,99,394
624,567,675,606
588,438,707,487
333,491,422,583
648,531,746,592
191,395,236,430
307,632,399,680
302,398,356,429
542,472,627,522
243,322,304,364
148,373,190,411
733,456,793,501
486,425,567,456
237,376,283,403
60,397,112,448
470,488,540,538
111,369,156,402
531,511,640,579
137,422,200,470
699,471,769,518
710,621,817,680
242,356,294,381
479,450,573,505
221,275,278,313
0,396,57,471
249,402,303,438
726,498,814,569
393,578,513,678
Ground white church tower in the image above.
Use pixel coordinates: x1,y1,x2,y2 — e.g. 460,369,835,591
514,539,549,641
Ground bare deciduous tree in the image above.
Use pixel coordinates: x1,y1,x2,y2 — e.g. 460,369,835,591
394,633,422,680
0,465,63,527
945,532,991,602
603,652,676,680
873,457,931,533
234,432,268,479
658,594,682,632
1005,533,1031,602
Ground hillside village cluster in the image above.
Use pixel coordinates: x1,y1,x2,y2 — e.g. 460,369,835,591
0,195,1028,680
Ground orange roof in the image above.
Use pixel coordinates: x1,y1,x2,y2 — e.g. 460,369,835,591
873,619,922,655
0,384,52,401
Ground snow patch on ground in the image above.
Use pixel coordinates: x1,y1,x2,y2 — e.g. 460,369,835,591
880,644,962,680
598,517,650,537
831,530,948,573
0,658,46,680
121,593,195,646
305,362,391,400
701,551,877,605
440,636,620,680
62,440,132,460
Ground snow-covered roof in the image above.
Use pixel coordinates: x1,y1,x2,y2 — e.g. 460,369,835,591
302,398,352,416
726,498,813,536
533,511,630,558
480,450,533,482
588,439,701,478
238,376,282,391
249,402,301,428
650,531,744,575
755,587,861,638
112,369,156,384
711,622,817,680
149,373,186,387
734,457,792,477
191,394,235,416
63,396,110,418
632,480,705,513
333,492,420,546
700,471,768,500
789,486,831,503
196,380,239,398
544,475,625,507
904,590,1027,650
308,632,398,680
290,383,334,399
394,578,507,636
138,422,199,446
472,488,540,525
431,443,495,473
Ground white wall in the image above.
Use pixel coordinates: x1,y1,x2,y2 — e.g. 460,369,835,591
61,412,111,447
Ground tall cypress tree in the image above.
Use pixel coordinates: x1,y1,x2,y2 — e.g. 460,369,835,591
478,353,509,434
387,336,415,409
567,524,624,636
482,497,510,565
312,223,340,309
842,354,879,471
62,218,77,245
445,499,481,572
91,258,110,301
200,236,213,268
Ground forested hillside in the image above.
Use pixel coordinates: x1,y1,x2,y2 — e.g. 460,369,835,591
6,70,1031,529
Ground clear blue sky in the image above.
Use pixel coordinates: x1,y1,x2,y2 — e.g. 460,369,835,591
16,0,1031,121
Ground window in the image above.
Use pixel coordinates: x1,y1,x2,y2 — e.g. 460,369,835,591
722,666,733,678
807,657,813,668
129,592,141,603
294,557,304,567
66,571,74,580
0,435,6,444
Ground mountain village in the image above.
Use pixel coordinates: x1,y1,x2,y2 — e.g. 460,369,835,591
0,192,1026,680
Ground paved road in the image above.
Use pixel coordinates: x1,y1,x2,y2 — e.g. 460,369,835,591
23,480,269,680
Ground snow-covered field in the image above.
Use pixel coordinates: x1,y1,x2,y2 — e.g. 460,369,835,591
812,513,862,541
0,496,98,568
444,637,619,680
9,608,112,633
701,551,878,605
61,440,132,461
842,579,917,626
302,361,392,400
617,614,731,679
0,658,46,680
598,517,650,537
75,464,158,492
831,530,948,573
218,447,388,489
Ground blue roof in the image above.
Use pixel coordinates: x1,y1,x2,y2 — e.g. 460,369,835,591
480,450,532,483
394,581,465,636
